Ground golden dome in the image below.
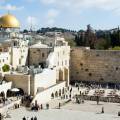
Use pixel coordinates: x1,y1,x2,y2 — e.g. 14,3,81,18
0,14,20,28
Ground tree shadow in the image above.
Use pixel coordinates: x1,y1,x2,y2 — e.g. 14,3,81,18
96,112,103,114
90,103,104,106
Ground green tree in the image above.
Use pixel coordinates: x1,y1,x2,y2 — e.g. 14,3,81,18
65,38,76,47
23,29,28,33
2,64,10,72
110,30,120,47
94,38,108,50
104,33,111,49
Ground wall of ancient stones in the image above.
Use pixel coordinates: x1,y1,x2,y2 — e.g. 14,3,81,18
70,47,120,83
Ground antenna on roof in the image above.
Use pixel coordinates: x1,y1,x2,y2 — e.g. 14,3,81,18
7,10,10,14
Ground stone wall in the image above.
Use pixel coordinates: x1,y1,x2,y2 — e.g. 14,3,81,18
5,68,57,96
70,47,120,83
5,74,31,95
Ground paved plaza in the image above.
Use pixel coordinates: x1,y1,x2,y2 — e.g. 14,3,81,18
5,100,120,120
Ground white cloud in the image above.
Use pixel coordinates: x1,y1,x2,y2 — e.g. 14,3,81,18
46,8,60,26
26,0,36,2
27,16,38,26
40,0,56,4
46,19,55,26
46,9,59,18
0,0,8,4
0,4,24,11
40,0,120,14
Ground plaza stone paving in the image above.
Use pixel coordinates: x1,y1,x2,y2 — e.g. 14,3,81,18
5,101,120,120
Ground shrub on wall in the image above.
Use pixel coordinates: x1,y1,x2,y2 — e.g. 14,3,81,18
112,46,120,50
2,64,10,72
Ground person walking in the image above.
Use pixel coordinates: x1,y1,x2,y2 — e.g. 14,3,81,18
23,116,26,120
59,102,61,109
96,96,100,105
34,116,37,120
31,117,34,120
69,94,71,99
118,111,120,116
0,113,2,120
78,87,79,91
101,107,104,113
41,104,43,110
46,103,49,109
70,88,72,93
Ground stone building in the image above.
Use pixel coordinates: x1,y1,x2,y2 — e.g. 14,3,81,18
0,13,29,72
29,42,52,67
0,13,70,104
5,40,70,104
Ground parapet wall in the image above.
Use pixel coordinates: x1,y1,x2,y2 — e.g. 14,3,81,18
70,47,120,83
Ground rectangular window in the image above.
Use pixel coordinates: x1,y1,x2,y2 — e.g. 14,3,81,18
50,43,52,46
19,59,21,64
65,60,67,65
62,61,63,66
42,53,45,58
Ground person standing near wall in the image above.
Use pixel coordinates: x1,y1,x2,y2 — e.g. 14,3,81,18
59,102,61,109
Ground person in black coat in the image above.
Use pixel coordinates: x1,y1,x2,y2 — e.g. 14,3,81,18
23,116,26,120
0,113,2,120
31,117,34,120
59,102,61,109
41,104,43,109
34,116,37,120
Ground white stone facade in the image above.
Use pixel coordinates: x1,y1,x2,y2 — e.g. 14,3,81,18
0,52,10,72
0,13,70,105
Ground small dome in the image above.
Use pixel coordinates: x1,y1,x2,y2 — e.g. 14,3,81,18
0,14,20,28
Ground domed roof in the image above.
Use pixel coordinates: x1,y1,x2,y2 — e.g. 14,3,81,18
0,14,20,28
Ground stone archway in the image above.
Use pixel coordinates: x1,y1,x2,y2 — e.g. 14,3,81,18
55,91,58,97
59,69,64,81
18,88,24,96
62,87,65,95
0,91,5,98
59,89,62,96
51,93,54,99
64,68,69,86
7,89,12,97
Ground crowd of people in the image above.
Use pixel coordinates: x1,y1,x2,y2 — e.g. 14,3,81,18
2,82,120,119
22,116,37,120
31,102,62,111
74,82,120,103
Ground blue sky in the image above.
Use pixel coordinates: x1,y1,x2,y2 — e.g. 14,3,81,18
0,0,120,30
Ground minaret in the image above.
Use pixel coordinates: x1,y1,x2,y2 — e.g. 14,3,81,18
30,18,33,32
